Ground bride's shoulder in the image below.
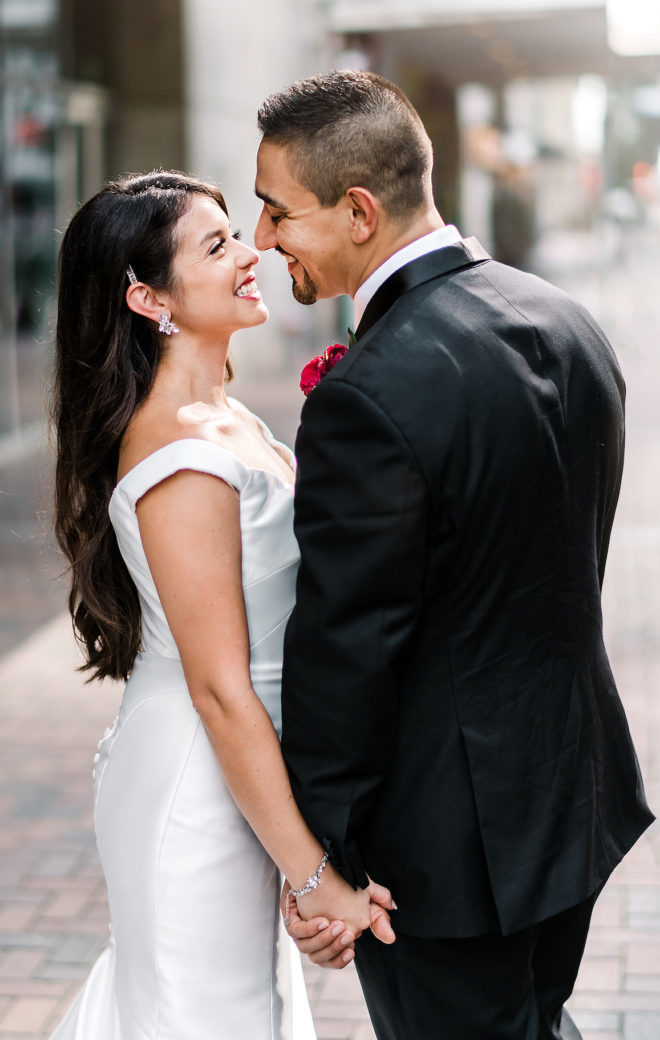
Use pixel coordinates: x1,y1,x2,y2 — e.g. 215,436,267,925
117,408,221,484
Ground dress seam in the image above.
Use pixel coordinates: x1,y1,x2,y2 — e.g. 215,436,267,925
151,714,204,1039
243,556,299,591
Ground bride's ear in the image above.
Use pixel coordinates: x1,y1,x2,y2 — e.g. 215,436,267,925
125,282,169,323
346,188,379,244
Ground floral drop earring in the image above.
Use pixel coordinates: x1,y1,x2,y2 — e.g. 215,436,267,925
158,313,179,336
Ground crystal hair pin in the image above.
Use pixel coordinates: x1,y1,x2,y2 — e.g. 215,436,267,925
126,265,138,285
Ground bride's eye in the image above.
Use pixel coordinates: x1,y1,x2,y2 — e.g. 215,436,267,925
209,238,226,256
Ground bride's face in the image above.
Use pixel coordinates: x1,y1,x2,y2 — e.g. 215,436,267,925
166,194,269,338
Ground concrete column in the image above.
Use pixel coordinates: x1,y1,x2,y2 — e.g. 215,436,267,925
182,0,339,377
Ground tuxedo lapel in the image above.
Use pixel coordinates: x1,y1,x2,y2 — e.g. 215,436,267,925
355,237,491,341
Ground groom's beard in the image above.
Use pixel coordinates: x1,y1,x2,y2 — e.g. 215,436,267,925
292,268,318,305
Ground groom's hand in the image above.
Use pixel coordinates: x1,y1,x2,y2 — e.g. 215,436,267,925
281,882,356,969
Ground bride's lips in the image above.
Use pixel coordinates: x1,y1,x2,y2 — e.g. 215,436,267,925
234,273,262,300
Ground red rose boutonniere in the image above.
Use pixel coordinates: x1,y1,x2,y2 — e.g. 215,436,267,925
300,343,349,397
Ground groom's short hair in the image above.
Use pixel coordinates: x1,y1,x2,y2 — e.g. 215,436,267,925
257,69,432,219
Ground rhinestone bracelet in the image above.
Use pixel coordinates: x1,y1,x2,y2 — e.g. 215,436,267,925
284,852,329,926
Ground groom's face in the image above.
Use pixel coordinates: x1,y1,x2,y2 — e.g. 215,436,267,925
254,140,350,304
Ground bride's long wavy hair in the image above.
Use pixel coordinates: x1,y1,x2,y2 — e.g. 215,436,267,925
52,170,230,683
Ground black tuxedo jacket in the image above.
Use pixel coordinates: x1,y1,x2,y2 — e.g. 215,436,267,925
281,240,653,938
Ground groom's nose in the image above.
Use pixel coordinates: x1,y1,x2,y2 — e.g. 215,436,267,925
254,206,277,251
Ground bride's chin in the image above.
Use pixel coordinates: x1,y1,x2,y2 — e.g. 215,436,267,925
230,302,269,333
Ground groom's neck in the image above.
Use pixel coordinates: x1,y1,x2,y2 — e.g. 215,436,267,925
349,205,445,298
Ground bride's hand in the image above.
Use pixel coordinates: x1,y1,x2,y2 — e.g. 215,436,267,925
365,877,397,944
281,883,357,968
294,863,373,937
281,873,396,968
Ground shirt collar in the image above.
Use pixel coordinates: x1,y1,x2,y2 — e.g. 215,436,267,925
353,226,462,331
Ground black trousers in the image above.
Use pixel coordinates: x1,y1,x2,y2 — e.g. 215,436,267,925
354,890,601,1040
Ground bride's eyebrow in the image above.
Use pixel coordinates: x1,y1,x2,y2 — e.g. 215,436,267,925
199,228,227,247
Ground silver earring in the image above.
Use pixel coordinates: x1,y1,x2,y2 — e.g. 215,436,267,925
158,313,179,336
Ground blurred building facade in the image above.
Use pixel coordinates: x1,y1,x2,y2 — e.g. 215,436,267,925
2,0,660,440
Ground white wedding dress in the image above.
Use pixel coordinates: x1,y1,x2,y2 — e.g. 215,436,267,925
50,430,317,1040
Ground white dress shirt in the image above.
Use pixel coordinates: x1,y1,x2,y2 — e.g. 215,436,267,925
353,225,462,330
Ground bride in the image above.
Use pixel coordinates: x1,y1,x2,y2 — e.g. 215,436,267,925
49,170,394,1039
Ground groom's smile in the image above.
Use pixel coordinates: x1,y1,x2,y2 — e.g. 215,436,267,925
254,139,352,304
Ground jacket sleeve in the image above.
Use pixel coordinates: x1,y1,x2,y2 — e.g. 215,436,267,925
281,376,428,888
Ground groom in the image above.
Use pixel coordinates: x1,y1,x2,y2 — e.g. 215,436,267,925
254,70,653,1039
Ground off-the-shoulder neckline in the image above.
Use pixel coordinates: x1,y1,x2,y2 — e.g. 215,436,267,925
111,437,295,497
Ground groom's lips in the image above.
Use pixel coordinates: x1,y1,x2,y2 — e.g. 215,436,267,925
275,246,299,274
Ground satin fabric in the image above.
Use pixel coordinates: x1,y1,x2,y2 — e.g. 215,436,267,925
50,426,315,1040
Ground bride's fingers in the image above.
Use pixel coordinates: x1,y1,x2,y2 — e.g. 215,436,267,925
370,902,396,944
366,877,397,910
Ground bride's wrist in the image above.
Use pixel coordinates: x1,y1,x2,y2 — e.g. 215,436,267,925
284,851,330,925
288,851,329,898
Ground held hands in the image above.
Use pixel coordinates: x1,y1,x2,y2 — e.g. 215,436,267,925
281,872,396,970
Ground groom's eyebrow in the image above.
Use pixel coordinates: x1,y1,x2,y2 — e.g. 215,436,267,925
255,186,285,210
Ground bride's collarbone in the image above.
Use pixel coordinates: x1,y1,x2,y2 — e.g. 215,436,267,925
226,434,295,484
120,401,295,486
211,410,294,483
188,417,294,485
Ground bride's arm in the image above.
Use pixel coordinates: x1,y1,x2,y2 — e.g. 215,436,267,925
136,469,392,940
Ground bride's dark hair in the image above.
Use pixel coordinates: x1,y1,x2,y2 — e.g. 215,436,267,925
52,170,230,682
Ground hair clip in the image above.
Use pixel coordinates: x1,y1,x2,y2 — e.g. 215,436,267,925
126,265,138,285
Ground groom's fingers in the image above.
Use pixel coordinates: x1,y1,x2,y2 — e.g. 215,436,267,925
312,945,356,970
281,890,329,939
283,897,357,967
303,925,356,968
281,887,356,963
288,916,356,962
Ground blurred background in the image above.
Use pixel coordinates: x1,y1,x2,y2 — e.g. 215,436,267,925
1,0,660,650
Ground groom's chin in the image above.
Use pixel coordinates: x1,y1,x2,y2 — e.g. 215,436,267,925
292,273,319,306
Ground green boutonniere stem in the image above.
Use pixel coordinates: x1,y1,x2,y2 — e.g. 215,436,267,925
347,326,357,348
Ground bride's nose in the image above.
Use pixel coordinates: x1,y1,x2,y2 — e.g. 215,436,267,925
236,240,259,267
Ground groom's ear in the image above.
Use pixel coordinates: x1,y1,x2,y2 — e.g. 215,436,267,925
345,188,379,244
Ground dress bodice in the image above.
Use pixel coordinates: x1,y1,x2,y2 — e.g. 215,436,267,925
108,428,299,735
